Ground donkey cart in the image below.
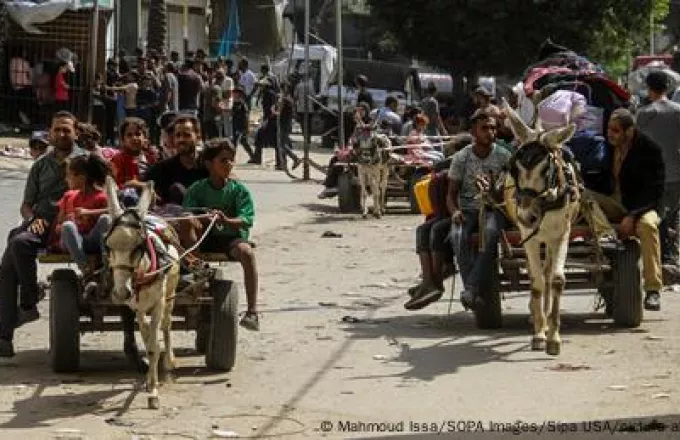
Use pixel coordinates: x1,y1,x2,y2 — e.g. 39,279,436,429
39,252,239,374
470,224,643,330
336,161,432,215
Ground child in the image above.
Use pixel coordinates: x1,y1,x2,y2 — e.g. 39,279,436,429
182,139,260,331
28,131,49,160
110,117,157,205
53,154,112,283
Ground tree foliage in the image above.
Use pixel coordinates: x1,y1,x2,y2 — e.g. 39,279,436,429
367,0,670,76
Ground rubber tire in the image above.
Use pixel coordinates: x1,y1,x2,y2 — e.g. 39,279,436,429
49,269,81,373
194,305,210,354
408,171,429,215
206,276,239,371
338,171,361,213
473,255,503,329
611,239,644,328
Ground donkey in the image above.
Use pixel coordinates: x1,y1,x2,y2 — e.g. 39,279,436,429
503,100,581,356
104,176,181,409
354,129,392,218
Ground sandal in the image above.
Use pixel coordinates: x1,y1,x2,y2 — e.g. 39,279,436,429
239,311,260,331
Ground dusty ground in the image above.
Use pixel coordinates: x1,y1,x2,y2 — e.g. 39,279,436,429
0,147,678,439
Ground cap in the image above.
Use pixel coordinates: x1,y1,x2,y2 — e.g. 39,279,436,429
474,85,493,97
29,131,49,148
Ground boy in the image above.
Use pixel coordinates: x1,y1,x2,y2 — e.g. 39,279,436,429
182,138,260,331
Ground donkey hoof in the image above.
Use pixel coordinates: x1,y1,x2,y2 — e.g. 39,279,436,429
148,396,160,410
361,213,369,219
546,341,561,356
373,212,381,219
531,337,546,351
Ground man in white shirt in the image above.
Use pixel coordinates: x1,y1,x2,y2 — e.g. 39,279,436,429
238,58,257,103
294,75,315,135
220,69,234,138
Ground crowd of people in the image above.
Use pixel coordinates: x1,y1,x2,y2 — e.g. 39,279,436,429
404,70,680,315
0,110,263,358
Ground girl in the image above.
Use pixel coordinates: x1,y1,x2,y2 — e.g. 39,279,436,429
182,139,260,331
54,154,112,280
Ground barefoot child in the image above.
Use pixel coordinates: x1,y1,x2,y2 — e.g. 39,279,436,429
53,154,112,283
182,139,260,331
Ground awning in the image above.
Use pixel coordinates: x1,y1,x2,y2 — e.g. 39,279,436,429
4,0,113,34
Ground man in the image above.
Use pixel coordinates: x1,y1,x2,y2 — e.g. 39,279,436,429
421,82,448,137
177,60,203,114
143,113,209,205
0,112,86,357
371,96,402,135
294,71,315,136
202,72,225,140
162,62,179,112
636,71,680,280
219,68,235,139
355,74,373,109
10,48,32,125
238,58,257,106
584,109,665,311
170,51,180,67
447,110,511,311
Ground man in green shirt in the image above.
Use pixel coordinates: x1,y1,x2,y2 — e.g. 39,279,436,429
183,139,259,331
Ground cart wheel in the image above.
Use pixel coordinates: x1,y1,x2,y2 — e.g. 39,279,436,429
49,269,81,373
206,270,239,371
473,255,503,329
611,240,643,327
338,171,361,213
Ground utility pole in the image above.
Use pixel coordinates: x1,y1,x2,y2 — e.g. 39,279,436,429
88,0,100,123
650,1,655,55
336,0,344,148
303,0,310,180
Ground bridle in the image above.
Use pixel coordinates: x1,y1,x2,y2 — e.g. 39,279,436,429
105,208,160,298
509,140,581,245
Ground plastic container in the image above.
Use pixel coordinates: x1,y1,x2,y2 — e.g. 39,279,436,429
414,175,434,216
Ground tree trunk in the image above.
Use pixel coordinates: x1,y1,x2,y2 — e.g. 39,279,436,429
147,0,167,55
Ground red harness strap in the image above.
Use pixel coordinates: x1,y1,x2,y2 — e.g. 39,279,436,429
133,234,160,298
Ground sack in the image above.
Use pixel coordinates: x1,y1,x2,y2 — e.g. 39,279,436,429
537,90,587,130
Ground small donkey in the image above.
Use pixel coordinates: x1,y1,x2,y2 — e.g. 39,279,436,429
503,99,581,356
354,129,391,218
104,176,180,408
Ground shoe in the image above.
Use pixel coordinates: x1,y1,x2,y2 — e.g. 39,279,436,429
460,290,484,311
404,284,443,310
0,338,15,358
292,158,302,170
240,311,260,331
16,306,39,328
247,159,262,165
644,291,660,311
407,283,423,298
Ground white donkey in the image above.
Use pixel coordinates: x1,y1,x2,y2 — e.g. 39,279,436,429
104,176,181,408
354,129,391,218
503,100,581,356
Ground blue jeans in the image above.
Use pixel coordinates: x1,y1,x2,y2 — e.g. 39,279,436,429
451,208,506,294
60,215,112,269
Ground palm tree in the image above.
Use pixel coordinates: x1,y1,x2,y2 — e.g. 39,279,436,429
147,0,167,55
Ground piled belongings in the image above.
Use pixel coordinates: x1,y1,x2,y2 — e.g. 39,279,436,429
519,39,630,194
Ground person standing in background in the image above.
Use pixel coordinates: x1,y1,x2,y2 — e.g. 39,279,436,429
636,70,680,283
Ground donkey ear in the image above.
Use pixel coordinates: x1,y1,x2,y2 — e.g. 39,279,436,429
105,176,123,218
502,97,535,145
542,123,576,150
137,181,154,218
